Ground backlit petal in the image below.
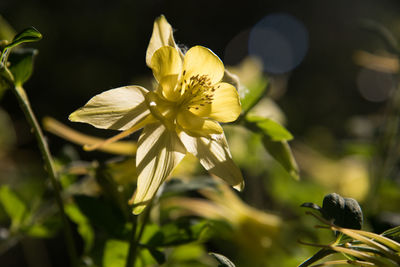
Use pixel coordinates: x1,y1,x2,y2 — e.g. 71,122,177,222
179,131,244,191
183,46,224,85
190,82,241,122
132,124,186,214
69,86,150,131
177,110,223,136
150,46,182,84
146,15,181,67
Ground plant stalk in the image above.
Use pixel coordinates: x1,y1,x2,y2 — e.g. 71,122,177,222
12,84,79,267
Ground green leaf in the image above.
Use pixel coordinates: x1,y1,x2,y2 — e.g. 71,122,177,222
145,247,166,265
65,203,94,253
209,252,236,267
103,239,128,267
240,76,269,113
262,138,299,180
147,219,211,247
8,48,38,86
0,185,28,230
246,115,293,141
6,27,42,50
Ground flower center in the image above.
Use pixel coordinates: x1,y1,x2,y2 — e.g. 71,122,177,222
179,73,216,111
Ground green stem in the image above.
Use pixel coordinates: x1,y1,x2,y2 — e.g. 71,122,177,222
12,84,79,267
125,214,138,267
126,202,153,267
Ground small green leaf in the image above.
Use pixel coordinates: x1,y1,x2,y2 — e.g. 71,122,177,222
6,27,42,49
209,252,236,267
240,76,269,113
246,115,293,141
0,185,27,230
103,239,128,267
65,203,94,253
262,138,299,180
8,48,38,86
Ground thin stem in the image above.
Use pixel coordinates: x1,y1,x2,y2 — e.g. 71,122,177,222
125,214,138,267
12,85,79,267
125,202,153,267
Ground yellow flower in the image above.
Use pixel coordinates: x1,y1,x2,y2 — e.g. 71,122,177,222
69,15,244,214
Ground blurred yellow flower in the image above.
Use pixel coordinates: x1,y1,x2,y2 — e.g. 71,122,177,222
164,183,281,257
69,15,243,214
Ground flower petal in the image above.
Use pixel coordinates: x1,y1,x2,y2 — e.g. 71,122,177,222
179,131,244,191
183,46,224,85
146,15,181,67
150,46,182,84
177,110,223,136
190,82,241,122
69,86,150,131
132,123,186,214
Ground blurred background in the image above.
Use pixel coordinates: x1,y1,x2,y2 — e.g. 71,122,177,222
1,0,400,266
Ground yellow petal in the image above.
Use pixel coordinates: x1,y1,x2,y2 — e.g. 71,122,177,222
183,46,224,85
69,86,149,131
146,15,181,67
132,124,186,214
179,131,244,191
177,110,223,136
190,82,241,123
150,46,182,84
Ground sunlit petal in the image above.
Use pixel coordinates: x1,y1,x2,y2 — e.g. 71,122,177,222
69,86,149,131
179,131,244,191
132,124,186,214
150,46,182,84
177,110,223,136
183,46,224,85
146,15,180,67
190,82,241,122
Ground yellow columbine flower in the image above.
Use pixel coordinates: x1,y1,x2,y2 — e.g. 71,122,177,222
69,15,244,214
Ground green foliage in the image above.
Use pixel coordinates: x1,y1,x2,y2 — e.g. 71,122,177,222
5,27,42,49
240,76,269,113
103,239,129,267
262,137,299,180
0,185,27,231
246,114,293,141
8,48,38,86
64,203,94,253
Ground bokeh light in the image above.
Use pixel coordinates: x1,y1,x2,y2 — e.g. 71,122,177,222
248,13,309,74
356,68,395,102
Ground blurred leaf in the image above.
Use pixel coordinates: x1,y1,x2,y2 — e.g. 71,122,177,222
162,177,218,195
145,247,166,265
65,203,94,253
240,76,269,113
209,252,236,267
246,115,293,141
103,239,128,267
262,138,299,180
0,185,27,230
26,223,57,238
147,219,211,247
8,48,38,86
0,15,16,41
0,67,13,96
6,27,42,50
168,243,205,262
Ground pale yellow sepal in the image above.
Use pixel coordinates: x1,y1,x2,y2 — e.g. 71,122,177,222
132,123,186,214
146,15,181,68
69,86,149,131
179,131,244,191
